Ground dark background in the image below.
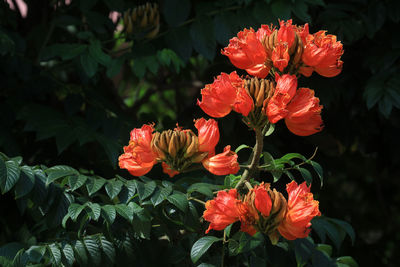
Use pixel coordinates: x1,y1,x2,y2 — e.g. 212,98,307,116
1,0,399,266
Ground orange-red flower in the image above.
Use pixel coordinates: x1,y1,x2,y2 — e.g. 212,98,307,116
278,181,321,240
195,118,220,153
266,74,298,123
277,19,296,49
162,162,179,178
222,28,269,78
271,42,290,72
301,31,343,77
202,145,240,175
266,75,323,136
118,124,157,176
254,183,272,217
285,88,323,136
203,189,242,233
198,72,253,118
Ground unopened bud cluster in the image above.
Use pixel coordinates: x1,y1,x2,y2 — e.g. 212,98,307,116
119,119,240,178
123,3,160,39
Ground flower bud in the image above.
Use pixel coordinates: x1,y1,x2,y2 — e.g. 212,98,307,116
123,3,160,39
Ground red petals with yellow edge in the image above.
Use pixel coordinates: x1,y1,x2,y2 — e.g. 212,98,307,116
285,88,323,136
198,72,253,118
302,31,344,77
266,74,298,124
195,118,220,153
202,146,240,176
222,28,269,78
203,189,242,233
278,181,321,240
118,124,157,176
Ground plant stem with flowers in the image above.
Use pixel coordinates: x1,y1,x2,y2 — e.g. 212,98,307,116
117,18,356,267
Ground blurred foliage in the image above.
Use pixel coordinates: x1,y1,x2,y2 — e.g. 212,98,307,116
0,0,399,266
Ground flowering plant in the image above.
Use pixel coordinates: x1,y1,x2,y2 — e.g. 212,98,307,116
116,19,356,266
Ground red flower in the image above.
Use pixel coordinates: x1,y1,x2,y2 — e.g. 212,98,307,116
271,42,290,72
222,28,270,78
277,19,296,49
162,162,179,178
254,183,272,217
266,74,298,123
285,88,323,136
118,124,157,176
278,181,321,240
202,146,240,175
203,189,242,233
198,72,253,118
302,31,343,77
195,118,220,153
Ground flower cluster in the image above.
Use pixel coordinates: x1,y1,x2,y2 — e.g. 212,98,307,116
198,19,342,136
222,19,343,78
203,181,321,242
118,119,240,177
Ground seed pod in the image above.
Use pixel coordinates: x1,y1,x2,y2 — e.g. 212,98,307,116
191,152,208,163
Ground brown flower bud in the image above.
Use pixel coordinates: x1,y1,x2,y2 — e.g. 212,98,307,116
123,3,160,39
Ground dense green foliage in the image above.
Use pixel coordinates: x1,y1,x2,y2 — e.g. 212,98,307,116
1,0,399,266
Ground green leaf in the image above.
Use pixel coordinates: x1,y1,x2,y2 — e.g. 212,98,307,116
190,17,216,60
101,205,116,224
0,159,20,194
80,53,98,78
68,203,86,221
316,244,332,257
115,204,134,222
165,27,192,62
11,249,28,267
131,202,151,239
83,237,101,266
45,165,78,185
336,256,359,267
93,235,115,264
46,244,61,266
187,183,215,198
296,167,313,185
328,218,355,245
167,193,188,212
292,0,311,22
89,40,111,66
162,0,191,27
264,123,275,136
271,0,291,19
134,180,156,201
14,166,35,199
280,153,307,162
106,56,125,78
41,44,87,61
61,243,75,267
105,179,123,199
68,174,87,191
213,12,235,46
310,161,323,187
72,240,88,265
86,176,106,196
294,238,314,266
190,236,221,263
311,217,342,250
150,185,173,206
235,144,251,153
312,249,335,267
86,202,101,221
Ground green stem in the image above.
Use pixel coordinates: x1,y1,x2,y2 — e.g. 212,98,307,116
235,127,264,189
188,197,206,205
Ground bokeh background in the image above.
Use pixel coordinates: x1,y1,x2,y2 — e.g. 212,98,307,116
1,0,399,266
